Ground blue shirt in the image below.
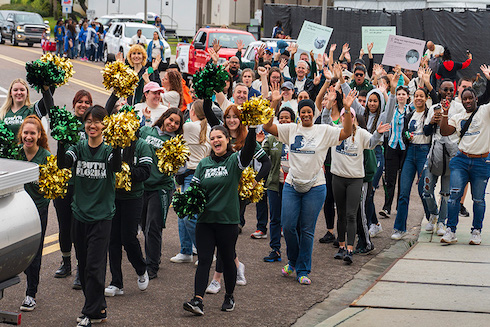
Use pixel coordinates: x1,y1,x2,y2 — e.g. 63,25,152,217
248,86,261,99
54,25,65,42
389,104,409,150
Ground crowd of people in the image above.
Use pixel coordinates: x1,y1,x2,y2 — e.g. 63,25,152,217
2,24,490,326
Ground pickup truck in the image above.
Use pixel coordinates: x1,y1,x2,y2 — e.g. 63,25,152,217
175,27,256,76
0,10,49,46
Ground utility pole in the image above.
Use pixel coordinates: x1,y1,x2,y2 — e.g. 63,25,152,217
144,0,148,23
321,0,327,26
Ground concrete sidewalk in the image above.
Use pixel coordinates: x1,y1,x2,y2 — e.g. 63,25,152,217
311,196,490,326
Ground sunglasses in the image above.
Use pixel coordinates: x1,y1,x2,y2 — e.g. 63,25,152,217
355,73,364,77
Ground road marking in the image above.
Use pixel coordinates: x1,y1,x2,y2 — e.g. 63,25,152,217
13,46,105,69
0,53,111,95
0,86,8,93
44,233,59,245
42,243,60,256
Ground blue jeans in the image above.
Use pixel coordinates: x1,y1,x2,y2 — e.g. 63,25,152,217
446,152,490,232
178,173,197,255
394,144,430,232
282,183,326,278
267,184,283,252
256,194,269,233
422,165,450,224
80,41,86,58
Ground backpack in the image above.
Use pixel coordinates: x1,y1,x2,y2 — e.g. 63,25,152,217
427,136,458,176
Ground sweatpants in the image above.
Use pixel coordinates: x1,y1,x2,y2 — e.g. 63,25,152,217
73,219,111,320
323,165,336,230
195,223,239,297
109,198,147,289
356,182,373,250
53,185,74,255
24,206,48,298
383,146,405,213
333,175,363,246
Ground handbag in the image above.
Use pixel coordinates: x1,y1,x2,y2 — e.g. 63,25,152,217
291,171,318,193
427,136,458,176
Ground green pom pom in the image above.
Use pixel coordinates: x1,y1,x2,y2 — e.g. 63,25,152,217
172,183,207,219
48,106,82,145
192,62,229,99
0,121,21,160
25,59,65,92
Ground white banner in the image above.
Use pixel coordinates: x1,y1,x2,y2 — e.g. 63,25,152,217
296,21,333,55
361,26,396,54
381,35,425,71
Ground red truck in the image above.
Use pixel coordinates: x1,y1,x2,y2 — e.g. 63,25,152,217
176,27,256,76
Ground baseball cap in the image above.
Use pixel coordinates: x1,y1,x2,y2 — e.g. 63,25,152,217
265,46,273,54
143,82,164,93
281,81,294,90
354,58,366,66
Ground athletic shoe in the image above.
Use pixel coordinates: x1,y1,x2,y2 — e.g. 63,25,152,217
183,297,204,316
77,317,92,327
221,294,235,312
104,285,124,297
77,310,107,323
369,223,383,237
379,209,390,219
251,230,267,239
137,271,149,291
20,296,36,311
281,264,294,277
425,214,438,232
205,280,221,294
459,204,470,217
355,246,375,255
192,245,198,255
469,229,481,245
263,250,281,262
236,262,247,285
298,276,311,285
333,238,340,248
440,228,457,244
436,222,446,236
73,271,82,290
148,270,158,280
319,231,336,243
343,250,353,264
391,230,406,240
170,253,193,263
334,247,345,260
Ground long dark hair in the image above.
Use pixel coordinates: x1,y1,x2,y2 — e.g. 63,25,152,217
153,107,184,135
364,91,381,133
210,125,233,154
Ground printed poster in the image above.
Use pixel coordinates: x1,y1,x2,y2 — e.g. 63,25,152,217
361,26,396,54
381,35,425,71
296,21,333,55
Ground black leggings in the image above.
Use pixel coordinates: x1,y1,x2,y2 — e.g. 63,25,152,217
383,146,405,213
53,185,74,255
323,165,336,230
195,223,238,297
332,175,363,246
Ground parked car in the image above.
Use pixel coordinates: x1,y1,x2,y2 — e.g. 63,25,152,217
96,14,143,30
0,10,49,46
241,38,297,64
175,28,256,75
103,22,171,63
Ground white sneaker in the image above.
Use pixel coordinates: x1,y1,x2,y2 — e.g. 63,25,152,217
425,214,438,232
104,285,124,296
205,279,221,294
236,262,247,286
170,253,193,263
469,229,481,245
391,230,406,240
137,271,149,291
192,245,198,255
440,228,457,244
369,223,383,237
436,222,446,236
20,295,36,311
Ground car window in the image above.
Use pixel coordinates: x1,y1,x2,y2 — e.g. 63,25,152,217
115,25,122,35
208,33,255,49
14,13,44,24
125,26,161,39
197,32,206,44
0,12,4,20
98,18,111,26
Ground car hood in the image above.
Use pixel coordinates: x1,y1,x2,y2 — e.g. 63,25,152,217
217,48,240,59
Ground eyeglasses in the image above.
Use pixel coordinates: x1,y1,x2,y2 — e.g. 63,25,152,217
85,120,102,126
355,73,364,77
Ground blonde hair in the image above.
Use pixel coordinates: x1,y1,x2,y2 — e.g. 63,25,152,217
127,44,148,67
0,79,31,120
191,100,208,144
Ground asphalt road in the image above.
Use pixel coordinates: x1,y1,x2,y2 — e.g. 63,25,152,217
0,43,426,327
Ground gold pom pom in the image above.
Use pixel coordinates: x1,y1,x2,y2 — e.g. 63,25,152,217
102,109,140,148
238,167,265,203
101,61,139,98
38,155,72,199
239,96,275,126
115,162,132,191
40,53,75,86
155,135,190,175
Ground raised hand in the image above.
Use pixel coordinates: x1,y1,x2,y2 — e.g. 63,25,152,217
116,51,124,62
323,67,333,81
270,82,282,102
480,64,490,80
208,48,219,63
142,69,150,84
327,86,337,102
236,39,244,52
279,58,288,71
316,53,324,69
313,72,321,85
367,42,374,54
212,39,221,52
332,62,342,79
376,121,391,134
342,43,350,54
373,63,384,77
288,43,298,56
343,89,358,108
344,51,351,62
257,44,266,58
152,55,161,71
359,48,365,58
143,106,151,120
257,66,268,78
329,43,337,53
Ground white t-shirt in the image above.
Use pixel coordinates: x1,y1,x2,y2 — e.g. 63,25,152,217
131,34,147,46
151,41,161,59
134,102,168,126
425,101,465,144
331,127,372,179
448,103,490,154
277,123,341,187
183,120,211,170
295,78,306,93
424,44,444,59
407,111,431,144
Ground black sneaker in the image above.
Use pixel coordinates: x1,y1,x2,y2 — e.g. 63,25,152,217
183,297,204,316
333,237,340,248
319,231,336,244
343,250,353,264
334,247,345,260
73,270,82,290
221,294,235,312
263,250,281,262
54,257,72,278
379,209,390,219
354,246,375,256
148,270,158,280
459,204,470,217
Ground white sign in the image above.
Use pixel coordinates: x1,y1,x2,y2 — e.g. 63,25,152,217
86,9,96,22
362,26,396,54
381,35,425,71
61,0,72,6
62,5,72,14
296,21,333,55
176,45,190,74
